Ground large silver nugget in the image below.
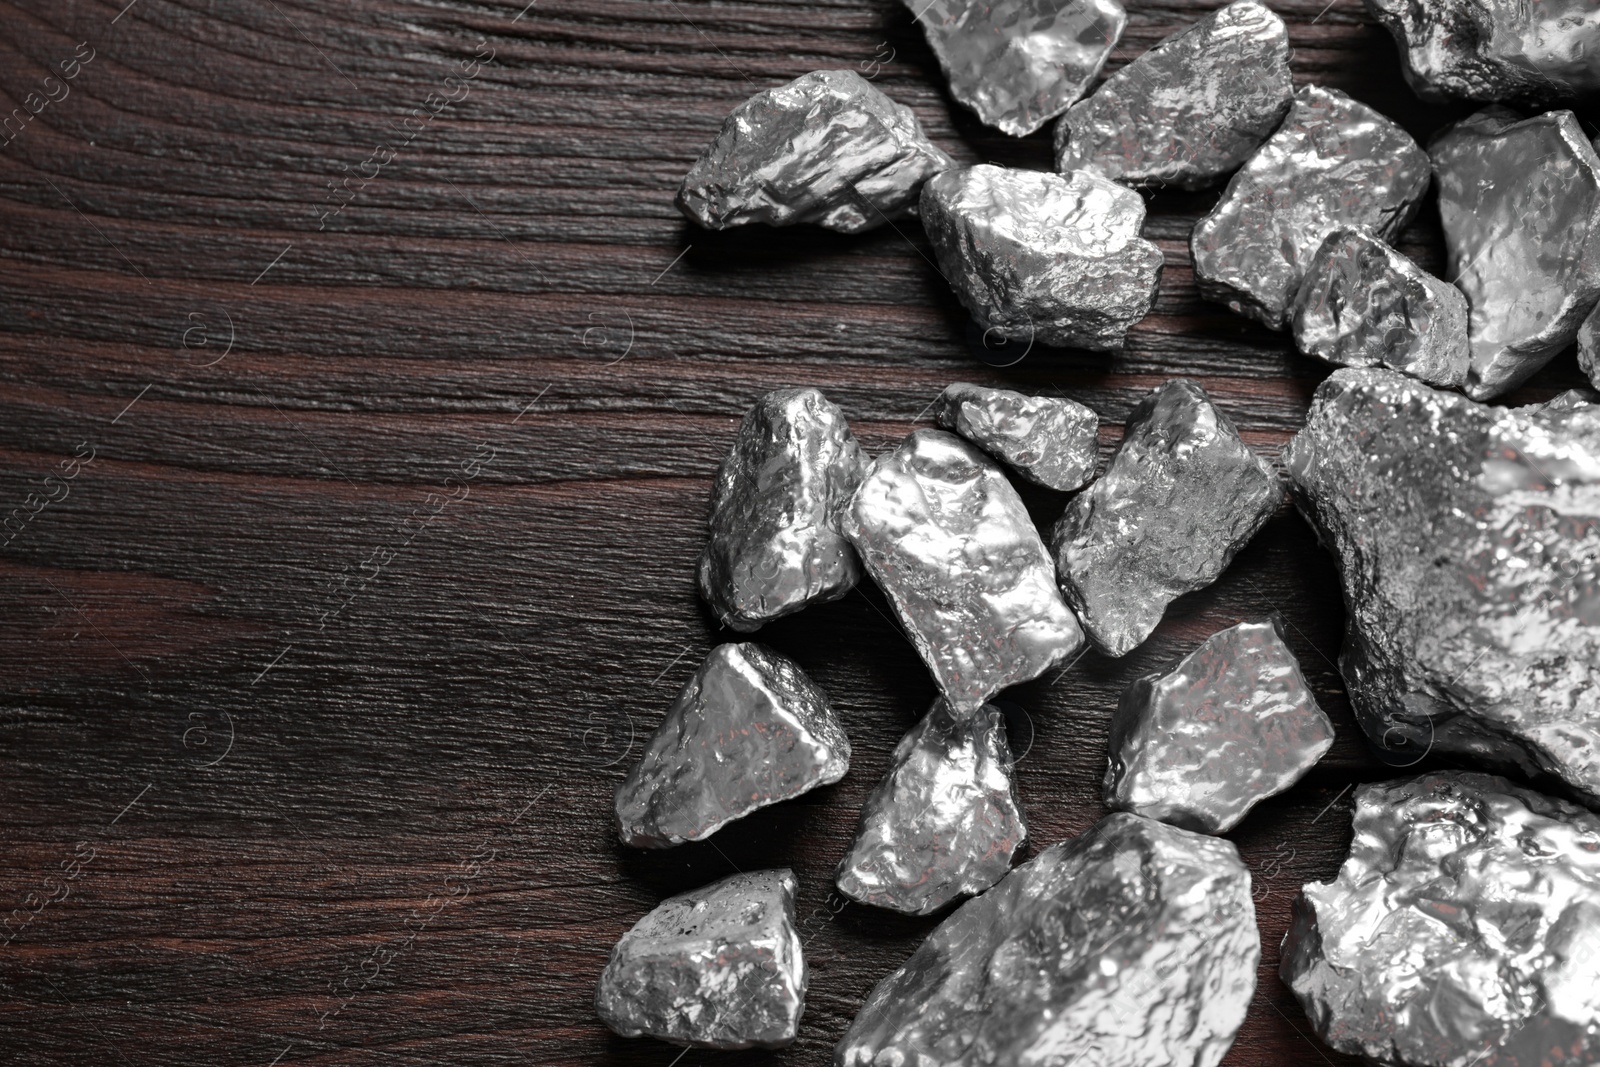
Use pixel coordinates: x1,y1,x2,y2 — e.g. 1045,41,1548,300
1289,227,1471,390
1431,106,1600,400
1053,0,1293,191
836,700,1024,916
1106,617,1335,834
677,69,953,233
835,813,1258,1067
933,381,1099,492
1286,368,1600,804
1191,85,1432,329
1282,772,1600,1066
921,164,1163,351
615,643,850,848
1366,0,1600,103
906,0,1126,137
846,428,1084,712
699,387,869,632
1052,379,1280,658
597,869,806,1049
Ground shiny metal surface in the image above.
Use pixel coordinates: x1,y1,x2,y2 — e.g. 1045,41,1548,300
1191,85,1431,328
1582,301,1600,391
835,813,1258,1067
1541,387,1600,412
596,868,807,1049
1053,0,1292,191
1365,0,1600,102
1282,772,1600,1066
846,428,1083,712
1431,107,1600,399
699,387,869,632
1289,227,1470,390
933,381,1099,492
677,69,953,233
1106,617,1334,834
615,643,850,848
1052,379,1280,658
920,164,1163,351
906,0,1126,137
835,700,1023,916
1286,368,1600,803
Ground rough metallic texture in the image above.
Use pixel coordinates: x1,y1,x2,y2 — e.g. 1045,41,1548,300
1286,368,1600,804
615,643,849,848
1577,287,1600,391
699,387,869,631
1282,772,1600,1067
1289,227,1471,390
597,869,806,1049
1191,86,1432,329
676,69,953,233
836,700,1023,916
1431,107,1600,399
920,165,1163,351
1365,0,1600,103
906,0,1126,137
1106,617,1335,834
846,428,1084,712
1052,379,1280,658
1053,0,1293,191
933,381,1099,492
835,813,1258,1067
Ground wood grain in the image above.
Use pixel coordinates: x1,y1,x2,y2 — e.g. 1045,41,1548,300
0,1,1592,1064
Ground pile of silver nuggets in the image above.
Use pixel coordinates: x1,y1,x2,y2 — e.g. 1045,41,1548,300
597,2,1600,1065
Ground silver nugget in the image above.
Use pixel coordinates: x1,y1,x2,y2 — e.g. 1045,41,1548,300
933,381,1099,491
1539,387,1599,412
615,643,850,848
1289,228,1470,390
1366,0,1600,103
1582,302,1600,390
846,428,1084,712
905,0,1126,137
1191,86,1431,328
835,813,1258,1067
677,69,953,233
1287,368,1600,804
921,165,1163,351
597,869,806,1049
1106,617,1335,834
836,700,1024,916
1054,0,1293,190
1431,106,1600,399
699,387,869,631
1052,379,1280,658
1283,772,1600,1066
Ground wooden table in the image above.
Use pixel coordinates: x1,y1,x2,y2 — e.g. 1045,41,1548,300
1,1,1591,1064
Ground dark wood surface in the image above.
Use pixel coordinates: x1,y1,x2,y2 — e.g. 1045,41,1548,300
1,1,1594,1064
